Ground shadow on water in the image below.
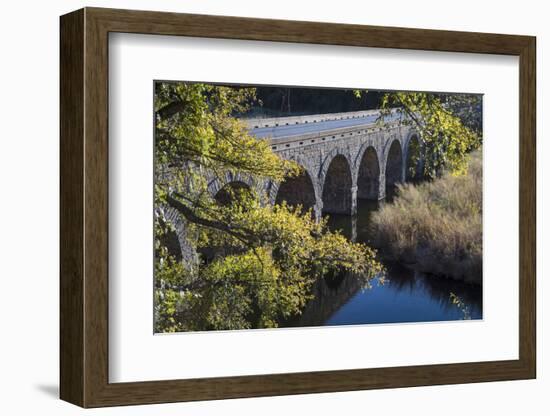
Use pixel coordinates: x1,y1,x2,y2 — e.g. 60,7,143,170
282,197,482,328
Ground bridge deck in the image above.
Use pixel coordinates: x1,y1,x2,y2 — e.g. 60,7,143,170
246,110,401,140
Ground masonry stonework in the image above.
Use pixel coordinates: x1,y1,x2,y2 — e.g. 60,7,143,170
268,123,420,219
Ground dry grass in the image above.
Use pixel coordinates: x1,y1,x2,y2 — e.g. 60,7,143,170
372,150,482,284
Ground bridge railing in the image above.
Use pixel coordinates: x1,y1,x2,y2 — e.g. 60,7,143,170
242,109,390,130
267,118,405,151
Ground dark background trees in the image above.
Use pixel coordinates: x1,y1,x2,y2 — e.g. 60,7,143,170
240,86,384,117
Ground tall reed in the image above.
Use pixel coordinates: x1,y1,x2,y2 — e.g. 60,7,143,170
371,150,482,284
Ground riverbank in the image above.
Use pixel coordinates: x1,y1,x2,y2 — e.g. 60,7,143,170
371,150,482,284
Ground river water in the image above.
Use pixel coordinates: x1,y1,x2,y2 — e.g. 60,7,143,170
284,199,482,328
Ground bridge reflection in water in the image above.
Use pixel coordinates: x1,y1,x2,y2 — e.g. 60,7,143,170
282,199,482,328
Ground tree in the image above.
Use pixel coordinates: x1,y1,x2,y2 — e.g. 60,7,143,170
440,93,482,134
355,90,481,178
154,82,381,332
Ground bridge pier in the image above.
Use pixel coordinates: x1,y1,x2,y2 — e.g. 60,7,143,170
350,213,357,242
314,201,323,222
350,185,358,216
377,173,386,200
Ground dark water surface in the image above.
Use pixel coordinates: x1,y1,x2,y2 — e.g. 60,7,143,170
284,199,482,328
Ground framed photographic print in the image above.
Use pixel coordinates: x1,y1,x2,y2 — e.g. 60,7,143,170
60,7,536,408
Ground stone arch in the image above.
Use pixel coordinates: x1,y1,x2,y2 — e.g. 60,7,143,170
159,206,198,267
274,168,317,216
357,146,381,200
214,181,252,206
385,139,403,193
206,171,260,198
405,133,422,182
159,226,182,262
321,154,353,215
320,149,354,184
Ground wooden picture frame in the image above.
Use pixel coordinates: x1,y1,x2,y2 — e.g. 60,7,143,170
60,7,536,408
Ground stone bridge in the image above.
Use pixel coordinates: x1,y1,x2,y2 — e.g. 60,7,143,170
163,109,422,261
226,109,421,219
